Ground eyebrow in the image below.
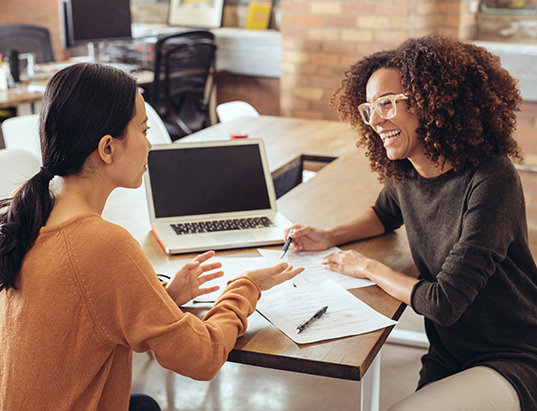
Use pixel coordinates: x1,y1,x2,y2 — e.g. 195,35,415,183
141,116,148,125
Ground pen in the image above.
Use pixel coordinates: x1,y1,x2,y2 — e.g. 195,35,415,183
296,306,328,333
279,229,295,259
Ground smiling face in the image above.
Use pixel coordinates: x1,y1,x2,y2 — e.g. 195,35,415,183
365,68,424,165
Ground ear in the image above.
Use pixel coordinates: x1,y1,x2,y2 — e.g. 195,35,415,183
96,135,115,165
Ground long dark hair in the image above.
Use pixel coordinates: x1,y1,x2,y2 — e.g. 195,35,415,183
0,63,138,291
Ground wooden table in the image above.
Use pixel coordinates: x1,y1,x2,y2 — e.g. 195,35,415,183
102,116,418,411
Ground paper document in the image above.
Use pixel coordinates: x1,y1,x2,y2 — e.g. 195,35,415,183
194,256,275,303
258,248,375,289
257,279,397,344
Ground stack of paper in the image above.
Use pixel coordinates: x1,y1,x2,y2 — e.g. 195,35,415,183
257,279,397,345
189,248,395,345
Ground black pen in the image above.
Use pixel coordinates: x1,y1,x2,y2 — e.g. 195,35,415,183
279,229,295,259
296,306,328,333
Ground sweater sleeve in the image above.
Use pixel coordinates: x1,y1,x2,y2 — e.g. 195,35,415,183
410,160,524,327
66,219,261,381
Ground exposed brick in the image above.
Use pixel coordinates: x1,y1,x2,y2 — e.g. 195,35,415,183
310,52,340,66
341,55,360,68
307,27,340,41
325,16,358,28
376,4,410,16
341,29,373,43
293,87,324,101
342,4,376,15
282,50,310,64
310,2,342,16
415,2,438,15
323,41,355,55
295,15,325,27
516,114,536,128
280,26,308,38
280,2,310,14
358,15,392,30
439,2,462,14
521,102,537,115
373,30,410,46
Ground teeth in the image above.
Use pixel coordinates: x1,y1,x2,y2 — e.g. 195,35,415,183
380,130,400,142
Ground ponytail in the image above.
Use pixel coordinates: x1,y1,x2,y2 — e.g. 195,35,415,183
0,169,54,291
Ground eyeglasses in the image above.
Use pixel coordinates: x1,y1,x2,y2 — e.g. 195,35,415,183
358,94,408,125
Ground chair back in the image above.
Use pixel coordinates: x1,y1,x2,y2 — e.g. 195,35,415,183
0,24,55,64
150,30,216,140
216,101,260,124
1,114,41,162
0,148,41,199
145,102,172,145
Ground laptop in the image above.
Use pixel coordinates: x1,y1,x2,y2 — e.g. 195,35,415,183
144,139,294,254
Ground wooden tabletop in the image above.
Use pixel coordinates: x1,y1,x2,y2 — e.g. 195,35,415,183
102,116,418,381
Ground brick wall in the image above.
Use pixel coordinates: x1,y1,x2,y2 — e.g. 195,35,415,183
0,0,65,61
278,0,480,121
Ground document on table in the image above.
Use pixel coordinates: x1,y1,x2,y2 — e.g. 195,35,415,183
193,256,275,303
258,247,375,289
257,279,397,344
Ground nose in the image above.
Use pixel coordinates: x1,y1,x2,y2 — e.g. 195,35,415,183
368,108,385,129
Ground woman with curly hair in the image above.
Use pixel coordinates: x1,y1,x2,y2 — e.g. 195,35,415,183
286,34,537,410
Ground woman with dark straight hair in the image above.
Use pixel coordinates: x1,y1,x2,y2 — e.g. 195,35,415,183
0,63,302,411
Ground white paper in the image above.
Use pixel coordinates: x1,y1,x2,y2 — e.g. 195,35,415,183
194,256,276,303
258,248,375,289
257,279,397,344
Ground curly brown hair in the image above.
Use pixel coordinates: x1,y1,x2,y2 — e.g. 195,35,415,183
332,34,522,184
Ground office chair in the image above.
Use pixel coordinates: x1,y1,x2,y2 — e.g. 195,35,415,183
150,30,217,141
145,102,172,145
0,148,41,199
0,24,55,64
1,114,41,162
216,101,260,124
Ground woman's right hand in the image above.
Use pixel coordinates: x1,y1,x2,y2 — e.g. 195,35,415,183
244,262,304,291
284,224,332,252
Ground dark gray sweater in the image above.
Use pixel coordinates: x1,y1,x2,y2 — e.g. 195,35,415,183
373,155,537,410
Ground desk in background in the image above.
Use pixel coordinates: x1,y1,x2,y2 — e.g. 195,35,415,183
0,65,154,110
102,116,418,411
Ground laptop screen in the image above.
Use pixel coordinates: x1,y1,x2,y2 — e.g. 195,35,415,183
147,143,272,218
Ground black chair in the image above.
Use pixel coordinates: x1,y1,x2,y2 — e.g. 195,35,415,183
149,30,217,141
0,24,55,64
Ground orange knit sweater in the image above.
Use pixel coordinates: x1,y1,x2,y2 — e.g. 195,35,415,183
0,213,261,411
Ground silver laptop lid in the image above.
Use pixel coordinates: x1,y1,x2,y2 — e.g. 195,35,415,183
144,139,278,223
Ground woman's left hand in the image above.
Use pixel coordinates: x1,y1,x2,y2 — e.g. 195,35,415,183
166,250,224,306
321,249,373,279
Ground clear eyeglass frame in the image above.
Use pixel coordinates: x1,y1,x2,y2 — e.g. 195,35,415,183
358,93,408,125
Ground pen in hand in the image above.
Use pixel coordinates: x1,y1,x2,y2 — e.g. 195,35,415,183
280,229,295,259
296,306,328,333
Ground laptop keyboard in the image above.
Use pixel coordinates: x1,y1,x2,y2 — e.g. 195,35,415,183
170,217,276,235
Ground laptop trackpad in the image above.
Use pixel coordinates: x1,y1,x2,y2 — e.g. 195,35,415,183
212,232,257,244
